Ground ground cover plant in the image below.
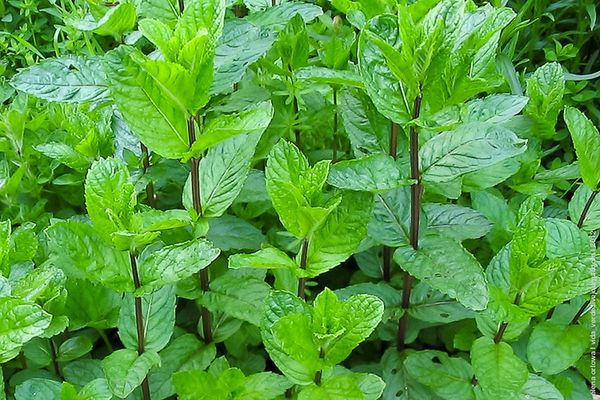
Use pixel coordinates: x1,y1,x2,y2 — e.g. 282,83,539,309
1,0,600,399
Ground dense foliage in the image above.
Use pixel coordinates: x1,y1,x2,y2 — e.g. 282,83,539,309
1,0,600,399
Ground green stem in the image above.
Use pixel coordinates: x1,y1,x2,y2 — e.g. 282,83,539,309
383,122,400,283
130,252,151,400
297,239,309,299
49,338,62,380
397,95,422,351
332,88,338,163
140,143,156,208
494,292,522,344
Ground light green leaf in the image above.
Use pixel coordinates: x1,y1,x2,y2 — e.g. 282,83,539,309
212,20,276,95
0,297,52,363
34,143,92,172
131,209,192,233
420,123,527,183
368,187,410,247
328,154,410,192
527,321,589,375
246,3,323,28
104,46,188,159
188,101,273,158
118,285,176,353
358,14,409,124
57,336,93,362
393,233,488,311
15,379,61,400
139,18,176,61
228,247,298,272
545,218,588,258
138,239,220,294
85,158,136,241
564,107,600,190
77,378,113,400
471,336,528,400
198,270,271,326
63,278,121,330
184,133,262,218
568,185,600,231
461,94,528,124
102,349,161,398
520,375,564,400
148,334,216,399
10,56,109,104
298,373,384,400
404,350,475,400
207,215,265,251
266,140,334,238
235,372,293,400
70,3,136,37
525,63,565,138
338,88,390,157
296,67,364,88
306,191,373,277
175,0,226,44
45,220,133,292
315,289,384,365
424,203,492,241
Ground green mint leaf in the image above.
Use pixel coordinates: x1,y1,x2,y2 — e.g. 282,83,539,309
102,349,161,398
228,247,299,273
85,157,136,242
471,336,528,400
525,63,565,138
328,154,411,192
424,203,492,241
420,122,527,183
564,107,600,190
118,285,176,353
70,3,136,37
527,321,589,375
10,56,109,104
394,233,489,310
568,185,600,231
368,187,411,246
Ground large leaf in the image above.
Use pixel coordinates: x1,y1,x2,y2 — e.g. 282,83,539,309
306,191,373,277
525,63,565,138
103,46,189,159
368,187,410,246
10,56,109,104
118,284,177,353
0,297,52,363
328,154,410,192
102,349,161,398
420,122,527,183
45,220,133,292
212,20,276,95
527,321,589,375
183,132,262,218
564,107,600,190
85,157,136,241
137,239,220,294
471,337,528,400
393,233,489,311
404,350,475,400
424,203,492,241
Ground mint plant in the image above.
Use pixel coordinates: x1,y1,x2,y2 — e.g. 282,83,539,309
2,0,600,399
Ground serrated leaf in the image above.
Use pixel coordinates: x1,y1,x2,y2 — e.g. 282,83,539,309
420,123,527,183
104,46,189,159
247,3,323,28
0,297,52,363
137,239,220,294
527,321,589,375
296,67,364,88
471,337,528,400
45,220,133,292
328,154,411,192
564,107,600,190
85,158,136,241
15,379,61,400
424,203,492,241
70,3,136,37
404,350,475,400
368,187,411,246
525,63,565,138
568,185,600,231
10,56,109,104
102,349,161,398
229,247,298,272
118,285,176,353
393,233,488,311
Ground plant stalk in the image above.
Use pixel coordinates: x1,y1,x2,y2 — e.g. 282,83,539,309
382,122,400,282
187,117,213,343
332,88,338,162
314,347,325,385
140,143,156,208
297,239,309,299
293,95,301,148
397,96,422,351
49,338,62,380
130,252,151,400
494,292,522,343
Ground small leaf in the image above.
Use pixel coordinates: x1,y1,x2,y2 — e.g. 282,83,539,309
564,107,600,190
328,154,411,192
